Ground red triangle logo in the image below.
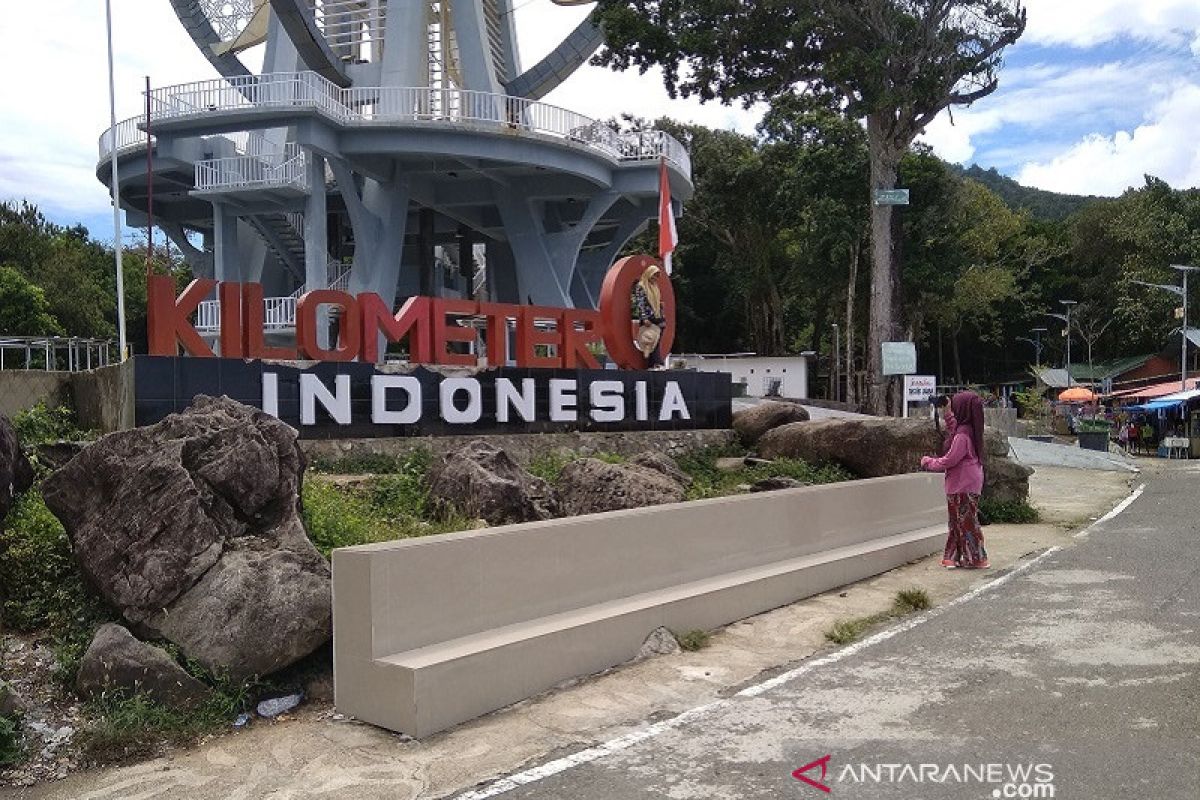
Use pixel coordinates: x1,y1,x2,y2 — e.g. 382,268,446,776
792,755,832,793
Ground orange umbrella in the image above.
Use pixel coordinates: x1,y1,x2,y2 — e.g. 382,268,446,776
1058,386,1096,402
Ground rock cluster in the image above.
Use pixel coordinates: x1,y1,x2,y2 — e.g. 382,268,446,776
75,624,210,709
427,440,560,525
731,400,809,446
42,396,330,682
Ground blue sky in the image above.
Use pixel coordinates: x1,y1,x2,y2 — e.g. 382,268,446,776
2,0,1199,239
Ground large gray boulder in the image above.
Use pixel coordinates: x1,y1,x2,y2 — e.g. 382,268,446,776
757,418,1031,501
76,624,210,709
428,440,560,525
557,458,687,516
42,396,330,682
732,401,810,446
0,415,34,522
628,451,692,488
0,679,27,717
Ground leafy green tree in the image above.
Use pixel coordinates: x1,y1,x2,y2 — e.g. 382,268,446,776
0,265,63,336
595,0,1026,411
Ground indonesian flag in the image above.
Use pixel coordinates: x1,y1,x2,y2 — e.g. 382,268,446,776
658,159,678,275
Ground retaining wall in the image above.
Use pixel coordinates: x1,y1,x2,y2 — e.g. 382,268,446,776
333,472,945,737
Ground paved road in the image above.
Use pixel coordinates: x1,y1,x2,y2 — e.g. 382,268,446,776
1008,437,1139,473
467,462,1199,800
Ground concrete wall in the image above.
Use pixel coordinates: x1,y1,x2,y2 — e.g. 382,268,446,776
302,428,737,467
674,356,809,400
333,472,944,737
0,363,134,432
0,372,71,418
71,361,135,433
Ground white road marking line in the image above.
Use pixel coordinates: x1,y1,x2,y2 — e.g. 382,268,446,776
453,485,1147,799
1075,483,1145,538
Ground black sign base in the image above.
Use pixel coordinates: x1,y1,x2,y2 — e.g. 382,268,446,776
134,356,732,439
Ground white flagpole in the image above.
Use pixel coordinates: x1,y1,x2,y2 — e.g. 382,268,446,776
105,0,128,360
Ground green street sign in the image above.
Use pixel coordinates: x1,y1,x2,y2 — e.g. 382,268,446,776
874,188,910,206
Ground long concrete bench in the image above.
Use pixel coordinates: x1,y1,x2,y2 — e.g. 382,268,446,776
333,472,945,737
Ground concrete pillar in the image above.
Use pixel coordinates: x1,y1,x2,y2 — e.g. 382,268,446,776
418,208,436,297
305,150,331,348
449,0,503,95
381,0,428,89
212,201,241,283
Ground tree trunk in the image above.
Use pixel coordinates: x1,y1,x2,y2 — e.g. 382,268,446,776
937,321,944,385
845,240,860,407
865,112,902,416
952,328,963,386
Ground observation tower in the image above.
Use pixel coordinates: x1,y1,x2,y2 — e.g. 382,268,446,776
97,0,692,339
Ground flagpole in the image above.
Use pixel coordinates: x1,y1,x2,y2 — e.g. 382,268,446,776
105,0,128,360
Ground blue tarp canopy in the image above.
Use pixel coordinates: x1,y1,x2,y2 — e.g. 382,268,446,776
1126,399,1186,413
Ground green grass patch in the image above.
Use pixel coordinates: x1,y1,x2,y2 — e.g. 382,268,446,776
675,446,852,501
307,451,410,475
302,450,470,557
979,498,1040,525
526,450,578,483
824,588,934,645
0,492,113,644
675,629,711,652
78,687,248,765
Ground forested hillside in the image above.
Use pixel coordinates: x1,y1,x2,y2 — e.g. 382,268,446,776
954,164,1101,221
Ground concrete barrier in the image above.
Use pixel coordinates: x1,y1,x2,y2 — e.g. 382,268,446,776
332,472,945,737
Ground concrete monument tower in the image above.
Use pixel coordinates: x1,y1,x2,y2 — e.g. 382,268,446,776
98,0,692,341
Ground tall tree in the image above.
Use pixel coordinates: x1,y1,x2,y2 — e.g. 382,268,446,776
595,0,1026,411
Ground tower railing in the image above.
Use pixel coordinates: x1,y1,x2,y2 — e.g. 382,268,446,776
138,72,692,174
195,143,307,192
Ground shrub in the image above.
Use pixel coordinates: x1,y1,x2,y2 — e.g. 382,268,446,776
0,492,109,638
0,715,21,767
12,403,90,446
307,451,407,475
979,498,1039,525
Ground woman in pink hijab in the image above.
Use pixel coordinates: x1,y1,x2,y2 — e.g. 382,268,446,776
921,391,989,569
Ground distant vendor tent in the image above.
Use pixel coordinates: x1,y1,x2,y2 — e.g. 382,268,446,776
1108,377,1200,403
1124,388,1200,414
1058,386,1096,402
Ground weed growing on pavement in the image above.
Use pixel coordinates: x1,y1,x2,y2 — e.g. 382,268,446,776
824,588,935,645
894,587,932,613
78,686,248,765
675,629,712,651
979,498,1040,525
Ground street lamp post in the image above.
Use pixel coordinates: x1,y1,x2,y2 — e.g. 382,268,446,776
832,324,840,403
1017,327,1048,368
1044,302,1077,386
1133,265,1199,392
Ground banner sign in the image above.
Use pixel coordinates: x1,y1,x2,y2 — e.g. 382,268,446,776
133,357,733,439
147,255,673,371
904,375,937,403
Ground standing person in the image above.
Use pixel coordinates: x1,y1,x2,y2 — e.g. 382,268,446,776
1118,420,1130,453
921,391,989,569
631,264,667,369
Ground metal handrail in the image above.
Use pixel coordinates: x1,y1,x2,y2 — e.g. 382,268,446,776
139,71,691,173
196,262,353,333
195,143,306,191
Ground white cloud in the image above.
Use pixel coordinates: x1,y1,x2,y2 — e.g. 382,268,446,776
1022,0,1200,49
1015,82,1200,194
0,1,757,229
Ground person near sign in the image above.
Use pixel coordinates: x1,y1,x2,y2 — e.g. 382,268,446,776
632,264,667,369
920,391,989,569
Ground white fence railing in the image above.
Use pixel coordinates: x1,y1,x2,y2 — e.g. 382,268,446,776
195,142,306,191
196,262,352,333
139,71,691,174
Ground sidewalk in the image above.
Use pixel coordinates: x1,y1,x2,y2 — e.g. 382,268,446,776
3,468,1134,800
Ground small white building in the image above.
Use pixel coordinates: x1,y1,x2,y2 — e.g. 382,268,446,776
672,354,810,399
